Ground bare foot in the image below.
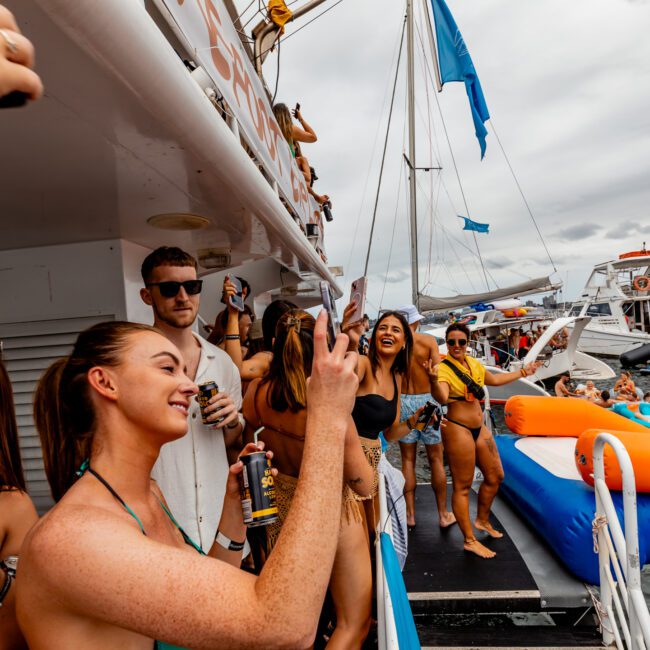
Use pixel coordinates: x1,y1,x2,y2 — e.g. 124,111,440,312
464,538,496,559
439,512,457,528
474,519,504,538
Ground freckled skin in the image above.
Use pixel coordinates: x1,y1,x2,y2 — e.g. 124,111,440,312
17,314,359,649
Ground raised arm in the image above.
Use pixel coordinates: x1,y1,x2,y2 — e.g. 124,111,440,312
423,358,449,404
19,312,358,650
291,107,317,143
484,361,541,387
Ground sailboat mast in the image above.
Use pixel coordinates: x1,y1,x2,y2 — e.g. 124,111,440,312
406,0,419,307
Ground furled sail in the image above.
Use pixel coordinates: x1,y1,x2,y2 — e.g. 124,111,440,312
418,276,561,312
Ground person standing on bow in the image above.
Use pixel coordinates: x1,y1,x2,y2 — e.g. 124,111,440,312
426,323,541,559
396,305,455,530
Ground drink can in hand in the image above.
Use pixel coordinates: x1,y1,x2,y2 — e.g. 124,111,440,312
239,452,278,527
197,381,221,424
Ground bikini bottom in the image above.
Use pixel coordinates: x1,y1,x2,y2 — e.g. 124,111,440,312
445,417,482,441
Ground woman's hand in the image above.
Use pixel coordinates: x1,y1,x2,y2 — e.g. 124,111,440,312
522,361,542,377
423,358,439,382
308,310,359,423
292,105,302,121
225,441,277,500
341,301,364,348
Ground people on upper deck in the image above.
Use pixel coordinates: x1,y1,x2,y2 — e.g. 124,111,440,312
272,102,318,157
295,141,331,206
242,309,374,648
139,247,243,550
426,323,541,559
18,315,360,648
394,305,455,530
0,4,43,104
0,357,39,650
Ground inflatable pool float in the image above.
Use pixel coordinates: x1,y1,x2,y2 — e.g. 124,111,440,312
496,396,650,584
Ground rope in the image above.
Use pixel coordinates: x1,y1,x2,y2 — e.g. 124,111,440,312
489,118,557,273
363,15,407,277
592,513,608,553
271,35,281,104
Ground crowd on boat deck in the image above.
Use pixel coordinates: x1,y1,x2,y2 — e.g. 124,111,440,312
0,11,544,649
555,369,650,407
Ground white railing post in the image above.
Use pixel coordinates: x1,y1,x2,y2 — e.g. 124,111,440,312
593,432,650,650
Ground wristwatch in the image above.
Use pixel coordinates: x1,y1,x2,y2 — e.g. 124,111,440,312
0,555,18,607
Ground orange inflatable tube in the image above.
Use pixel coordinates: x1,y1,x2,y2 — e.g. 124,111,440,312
504,396,647,437
575,429,650,491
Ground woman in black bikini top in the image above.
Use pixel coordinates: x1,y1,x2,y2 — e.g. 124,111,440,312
426,322,540,560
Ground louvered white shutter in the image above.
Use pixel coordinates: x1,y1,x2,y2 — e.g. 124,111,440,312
1,316,113,514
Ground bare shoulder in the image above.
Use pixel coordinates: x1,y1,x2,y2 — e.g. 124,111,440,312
0,489,36,519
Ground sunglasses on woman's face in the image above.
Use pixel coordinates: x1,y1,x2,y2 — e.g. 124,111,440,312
446,338,468,347
147,280,203,298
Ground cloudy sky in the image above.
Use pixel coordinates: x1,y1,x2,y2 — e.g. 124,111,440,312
238,0,650,314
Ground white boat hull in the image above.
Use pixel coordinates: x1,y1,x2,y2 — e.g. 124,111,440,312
570,324,650,357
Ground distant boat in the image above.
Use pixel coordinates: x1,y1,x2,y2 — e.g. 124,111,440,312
567,249,650,356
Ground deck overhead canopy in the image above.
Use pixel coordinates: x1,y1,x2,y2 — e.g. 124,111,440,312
418,276,562,312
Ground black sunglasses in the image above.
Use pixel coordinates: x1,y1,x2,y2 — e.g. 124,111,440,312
147,280,203,298
446,338,468,346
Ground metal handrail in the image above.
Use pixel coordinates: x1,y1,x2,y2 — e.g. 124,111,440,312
593,433,650,649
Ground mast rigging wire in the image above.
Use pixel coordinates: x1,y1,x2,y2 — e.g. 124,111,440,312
489,118,558,273
363,15,407,277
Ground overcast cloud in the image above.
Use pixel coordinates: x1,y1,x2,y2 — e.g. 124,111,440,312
236,0,650,313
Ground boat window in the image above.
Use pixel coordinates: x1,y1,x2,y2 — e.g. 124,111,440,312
586,303,612,316
568,306,581,316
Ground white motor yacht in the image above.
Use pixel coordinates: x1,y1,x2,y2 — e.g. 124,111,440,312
567,249,650,356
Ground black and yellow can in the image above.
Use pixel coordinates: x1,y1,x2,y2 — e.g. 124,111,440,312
197,381,220,424
239,452,278,527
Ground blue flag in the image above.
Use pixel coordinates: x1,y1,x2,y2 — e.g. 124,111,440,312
459,215,489,233
430,0,490,158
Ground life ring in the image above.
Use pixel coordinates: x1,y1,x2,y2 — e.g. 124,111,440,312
633,275,650,291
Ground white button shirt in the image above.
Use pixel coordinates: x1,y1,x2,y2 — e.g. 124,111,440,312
152,334,242,551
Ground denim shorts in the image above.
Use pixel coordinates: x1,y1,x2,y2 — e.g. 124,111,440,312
399,393,441,445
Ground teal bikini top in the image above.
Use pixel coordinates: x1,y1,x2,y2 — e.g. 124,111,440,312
78,460,204,650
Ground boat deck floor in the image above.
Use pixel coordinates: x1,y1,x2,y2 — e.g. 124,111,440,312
404,484,602,648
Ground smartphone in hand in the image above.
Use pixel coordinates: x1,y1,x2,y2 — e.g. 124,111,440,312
292,102,301,118
348,276,367,327
319,281,340,348
226,275,245,312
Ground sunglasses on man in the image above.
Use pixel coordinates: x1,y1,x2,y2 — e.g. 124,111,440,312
146,280,203,298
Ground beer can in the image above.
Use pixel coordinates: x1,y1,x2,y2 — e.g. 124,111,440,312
197,381,220,424
239,452,278,527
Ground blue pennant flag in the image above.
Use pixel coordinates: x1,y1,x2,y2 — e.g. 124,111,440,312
430,0,490,158
459,215,489,233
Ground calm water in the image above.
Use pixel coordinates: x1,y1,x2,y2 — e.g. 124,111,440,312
385,356,650,600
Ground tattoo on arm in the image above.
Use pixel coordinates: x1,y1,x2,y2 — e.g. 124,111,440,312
348,477,364,486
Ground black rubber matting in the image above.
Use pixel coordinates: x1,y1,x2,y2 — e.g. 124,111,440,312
403,487,538,596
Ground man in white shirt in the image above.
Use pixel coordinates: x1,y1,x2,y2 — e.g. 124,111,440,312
140,247,243,550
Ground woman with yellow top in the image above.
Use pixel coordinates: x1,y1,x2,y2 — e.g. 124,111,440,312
426,323,540,559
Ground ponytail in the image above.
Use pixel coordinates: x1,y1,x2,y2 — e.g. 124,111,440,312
265,310,315,412
33,321,158,502
281,323,307,410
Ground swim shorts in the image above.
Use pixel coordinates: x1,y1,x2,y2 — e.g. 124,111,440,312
399,393,441,445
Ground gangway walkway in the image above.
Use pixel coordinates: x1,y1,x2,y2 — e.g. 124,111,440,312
404,484,604,649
